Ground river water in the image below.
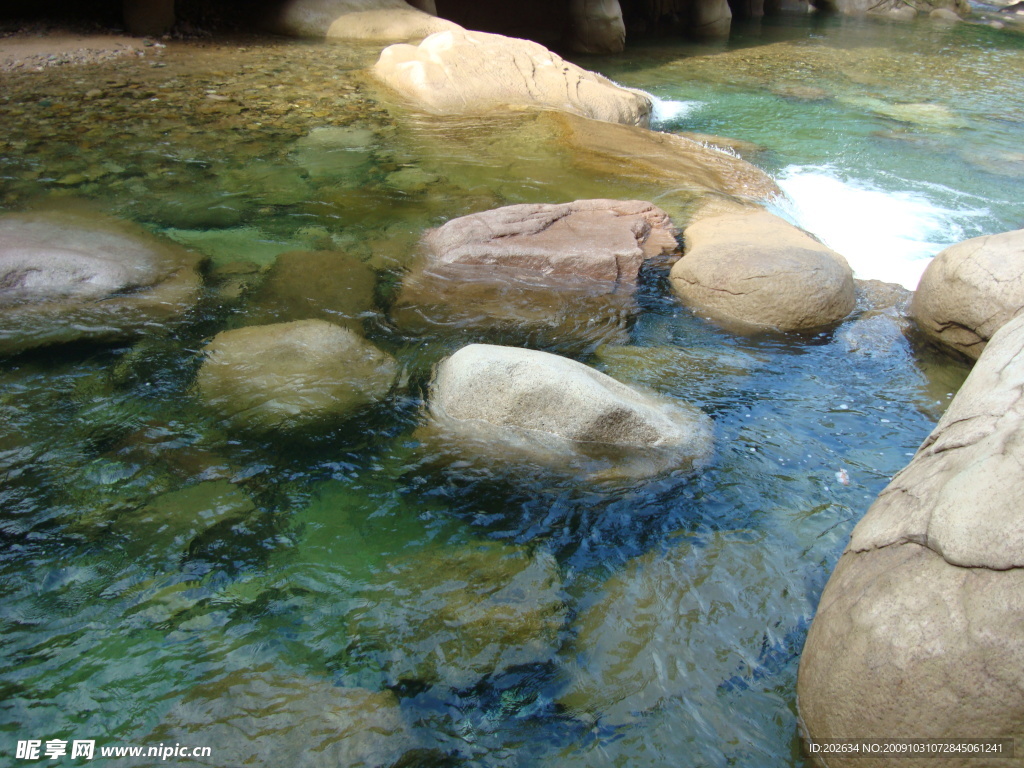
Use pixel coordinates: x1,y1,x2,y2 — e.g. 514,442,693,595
0,13,1019,767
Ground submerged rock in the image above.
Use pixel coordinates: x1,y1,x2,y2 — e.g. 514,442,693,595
291,126,376,182
0,209,203,356
196,319,399,431
798,312,1024,764
245,249,378,328
560,530,812,725
265,0,461,41
911,227,1024,360
347,540,566,689
374,29,653,127
112,479,256,559
149,670,430,768
390,200,679,349
670,210,856,333
420,344,714,481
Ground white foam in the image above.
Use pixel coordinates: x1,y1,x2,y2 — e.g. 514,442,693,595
649,96,703,126
772,166,982,291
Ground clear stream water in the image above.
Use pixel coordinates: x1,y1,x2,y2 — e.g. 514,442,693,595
0,13,1020,768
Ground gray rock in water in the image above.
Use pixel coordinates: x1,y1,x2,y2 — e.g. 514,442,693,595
798,312,1024,762
196,319,399,431
911,227,1024,361
420,343,714,481
670,210,855,333
0,209,203,355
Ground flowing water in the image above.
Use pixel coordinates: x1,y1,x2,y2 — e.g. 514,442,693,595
0,14,1019,767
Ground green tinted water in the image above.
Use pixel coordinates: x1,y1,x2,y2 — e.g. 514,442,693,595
1,15,1016,767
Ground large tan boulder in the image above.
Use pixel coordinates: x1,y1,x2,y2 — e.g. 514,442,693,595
196,319,399,431
911,228,1024,360
670,210,856,333
373,29,653,127
266,0,461,41
797,312,1024,765
0,209,203,356
421,343,714,481
390,199,678,348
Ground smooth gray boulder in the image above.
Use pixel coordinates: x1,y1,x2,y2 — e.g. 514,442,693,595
390,199,679,349
196,319,398,431
421,344,714,480
373,29,653,127
670,210,856,333
911,227,1024,360
0,210,203,355
798,312,1024,765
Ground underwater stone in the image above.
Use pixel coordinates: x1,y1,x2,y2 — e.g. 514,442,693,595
196,319,399,431
347,540,566,689
560,530,812,725
244,249,378,328
152,669,433,767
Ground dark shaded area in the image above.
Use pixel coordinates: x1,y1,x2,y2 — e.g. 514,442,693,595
0,0,813,44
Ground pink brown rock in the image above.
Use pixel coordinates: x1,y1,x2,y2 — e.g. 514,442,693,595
390,199,680,348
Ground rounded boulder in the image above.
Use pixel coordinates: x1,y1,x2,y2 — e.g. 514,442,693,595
911,227,1024,360
423,343,713,480
196,319,399,431
670,210,855,333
